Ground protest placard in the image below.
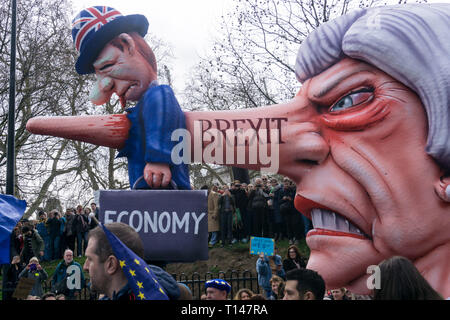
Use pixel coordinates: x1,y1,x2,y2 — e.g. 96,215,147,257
12,277,35,300
249,236,275,256
99,189,208,262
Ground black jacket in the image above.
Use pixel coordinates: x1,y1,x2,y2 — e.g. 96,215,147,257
20,230,44,264
64,214,75,236
3,263,25,300
218,194,236,214
279,186,296,213
46,217,61,237
283,257,307,273
248,186,269,210
72,214,89,234
230,188,248,209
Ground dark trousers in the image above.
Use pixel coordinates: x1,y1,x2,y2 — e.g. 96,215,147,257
82,231,89,253
220,210,233,245
42,236,51,261
242,208,253,238
252,207,269,237
232,207,246,241
49,235,60,260
76,232,85,256
59,234,66,257
65,234,75,253
75,231,89,256
232,226,243,241
283,211,304,240
1,264,10,300
266,209,276,238
272,220,284,240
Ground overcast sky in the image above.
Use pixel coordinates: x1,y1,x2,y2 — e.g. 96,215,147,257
69,0,446,93
70,0,234,92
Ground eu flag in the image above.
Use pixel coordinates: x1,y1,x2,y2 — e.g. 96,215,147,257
101,224,169,300
0,194,26,264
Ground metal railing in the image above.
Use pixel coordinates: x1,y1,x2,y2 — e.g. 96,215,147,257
172,269,261,300
37,269,260,300
42,279,95,300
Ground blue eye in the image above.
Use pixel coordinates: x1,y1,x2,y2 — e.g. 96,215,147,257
330,89,374,112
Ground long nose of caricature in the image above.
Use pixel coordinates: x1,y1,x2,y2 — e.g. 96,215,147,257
90,77,114,106
26,114,130,149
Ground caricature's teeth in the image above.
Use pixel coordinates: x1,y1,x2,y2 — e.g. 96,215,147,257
345,219,350,232
310,208,367,238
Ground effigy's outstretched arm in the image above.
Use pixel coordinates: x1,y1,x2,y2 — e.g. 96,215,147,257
26,95,314,177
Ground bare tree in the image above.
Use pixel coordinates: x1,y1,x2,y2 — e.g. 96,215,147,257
0,0,112,215
0,0,181,216
0,0,90,214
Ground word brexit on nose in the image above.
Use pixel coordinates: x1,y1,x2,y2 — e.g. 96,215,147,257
171,118,287,173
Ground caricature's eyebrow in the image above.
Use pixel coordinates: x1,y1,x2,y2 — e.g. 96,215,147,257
313,68,373,98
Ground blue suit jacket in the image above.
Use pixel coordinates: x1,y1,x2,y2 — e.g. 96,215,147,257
117,84,191,190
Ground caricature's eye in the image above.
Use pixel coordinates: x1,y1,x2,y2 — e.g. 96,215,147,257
100,63,114,71
330,88,374,112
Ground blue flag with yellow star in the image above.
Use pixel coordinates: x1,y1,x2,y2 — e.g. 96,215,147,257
101,224,169,300
0,194,26,264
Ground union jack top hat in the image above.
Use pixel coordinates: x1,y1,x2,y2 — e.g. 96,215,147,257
72,6,148,75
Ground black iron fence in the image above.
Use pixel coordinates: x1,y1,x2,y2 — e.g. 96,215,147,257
42,279,94,300
172,269,261,300
38,269,260,300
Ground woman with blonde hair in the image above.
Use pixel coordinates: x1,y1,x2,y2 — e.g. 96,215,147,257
234,288,254,300
18,257,48,298
268,275,285,300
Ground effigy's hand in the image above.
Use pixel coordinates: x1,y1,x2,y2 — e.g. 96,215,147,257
143,162,172,189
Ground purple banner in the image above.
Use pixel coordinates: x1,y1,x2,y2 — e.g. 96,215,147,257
99,190,208,262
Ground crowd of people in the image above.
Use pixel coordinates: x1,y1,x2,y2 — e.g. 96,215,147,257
202,255,444,301
0,177,445,301
2,247,85,300
35,203,100,261
1,203,99,300
24,203,99,261
204,175,312,248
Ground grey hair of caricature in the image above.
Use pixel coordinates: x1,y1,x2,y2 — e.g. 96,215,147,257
295,4,450,170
